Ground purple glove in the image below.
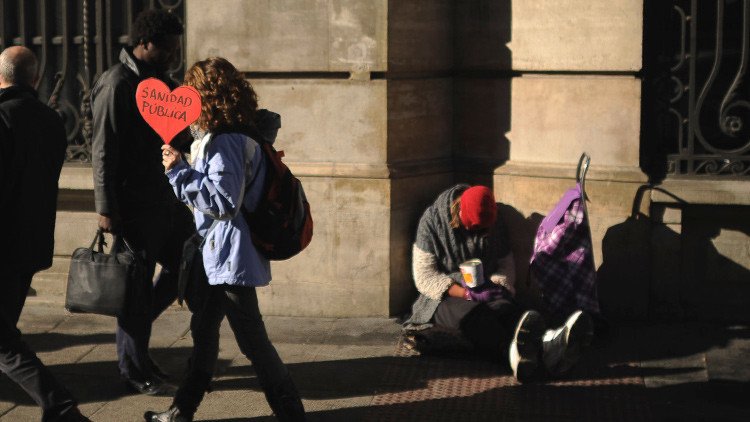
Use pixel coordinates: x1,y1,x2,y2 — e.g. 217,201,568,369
461,282,506,303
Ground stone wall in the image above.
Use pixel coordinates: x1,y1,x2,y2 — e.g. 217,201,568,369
186,0,455,316
453,0,649,313
47,0,750,321
48,0,647,317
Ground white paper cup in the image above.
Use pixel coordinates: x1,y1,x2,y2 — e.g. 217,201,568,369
459,259,484,289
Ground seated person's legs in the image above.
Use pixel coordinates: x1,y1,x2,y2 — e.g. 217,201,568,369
431,298,594,381
458,298,521,359
430,297,522,359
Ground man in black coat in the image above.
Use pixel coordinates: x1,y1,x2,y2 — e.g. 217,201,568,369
0,46,89,422
91,9,194,395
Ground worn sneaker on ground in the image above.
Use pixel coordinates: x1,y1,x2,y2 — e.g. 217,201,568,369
508,310,546,382
542,310,594,376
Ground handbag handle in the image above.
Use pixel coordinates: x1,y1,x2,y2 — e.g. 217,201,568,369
89,229,107,253
88,229,137,258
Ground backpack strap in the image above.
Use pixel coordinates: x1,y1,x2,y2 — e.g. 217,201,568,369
238,125,269,210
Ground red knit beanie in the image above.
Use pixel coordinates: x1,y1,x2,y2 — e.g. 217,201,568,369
460,186,497,230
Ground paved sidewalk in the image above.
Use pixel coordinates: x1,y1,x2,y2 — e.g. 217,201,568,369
2,298,749,421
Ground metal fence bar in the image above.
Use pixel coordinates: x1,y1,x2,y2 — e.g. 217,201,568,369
651,0,750,177
0,0,185,164
686,0,698,175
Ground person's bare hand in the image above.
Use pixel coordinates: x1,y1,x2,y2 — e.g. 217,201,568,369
162,144,181,171
98,213,122,234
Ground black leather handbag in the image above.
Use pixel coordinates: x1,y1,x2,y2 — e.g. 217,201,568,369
65,229,146,317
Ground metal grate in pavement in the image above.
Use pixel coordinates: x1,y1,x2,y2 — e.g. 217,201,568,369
364,337,655,421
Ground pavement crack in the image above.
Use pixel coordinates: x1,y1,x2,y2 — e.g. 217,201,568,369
48,314,71,333
168,325,192,348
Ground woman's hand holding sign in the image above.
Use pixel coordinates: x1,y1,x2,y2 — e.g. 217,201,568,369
162,144,181,171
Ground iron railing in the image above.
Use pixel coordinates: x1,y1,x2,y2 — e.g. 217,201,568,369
0,0,185,163
644,0,750,178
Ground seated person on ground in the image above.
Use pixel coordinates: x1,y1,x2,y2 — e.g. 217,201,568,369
403,184,594,381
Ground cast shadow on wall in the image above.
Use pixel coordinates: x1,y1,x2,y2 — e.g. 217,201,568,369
398,1,513,315
497,183,750,324
453,0,512,188
497,204,545,310
597,185,750,322
453,1,540,307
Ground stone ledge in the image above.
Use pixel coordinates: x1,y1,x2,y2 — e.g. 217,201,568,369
651,179,750,205
294,159,453,179
495,160,647,183
59,159,455,186
60,165,94,190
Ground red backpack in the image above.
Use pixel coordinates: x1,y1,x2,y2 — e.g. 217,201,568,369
242,131,313,260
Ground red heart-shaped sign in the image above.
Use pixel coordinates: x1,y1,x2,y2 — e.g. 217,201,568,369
135,78,201,144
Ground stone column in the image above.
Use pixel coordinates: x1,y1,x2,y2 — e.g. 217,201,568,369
187,0,454,316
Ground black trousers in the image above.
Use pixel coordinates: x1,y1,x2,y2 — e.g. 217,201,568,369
0,270,78,421
115,201,195,379
174,284,305,421
433,297,523,359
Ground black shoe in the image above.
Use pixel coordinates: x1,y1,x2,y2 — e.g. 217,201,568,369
144,406,193,422
122,376,176,396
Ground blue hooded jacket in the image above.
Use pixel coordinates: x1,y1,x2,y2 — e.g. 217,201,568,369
166,111,280,287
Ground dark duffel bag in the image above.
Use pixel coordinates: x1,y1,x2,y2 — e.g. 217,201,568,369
65,229,146,317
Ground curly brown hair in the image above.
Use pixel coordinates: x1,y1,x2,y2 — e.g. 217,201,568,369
184,57,258,132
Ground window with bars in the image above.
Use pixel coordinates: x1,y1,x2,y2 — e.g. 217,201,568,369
642,0,750,180
0,0,185,163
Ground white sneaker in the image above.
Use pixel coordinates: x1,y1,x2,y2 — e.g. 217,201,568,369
508,310,546,382
542,310,594,376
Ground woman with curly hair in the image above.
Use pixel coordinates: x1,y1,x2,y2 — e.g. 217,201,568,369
145,57,305,422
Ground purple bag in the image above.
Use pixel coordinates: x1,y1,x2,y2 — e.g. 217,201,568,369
529,154,600,318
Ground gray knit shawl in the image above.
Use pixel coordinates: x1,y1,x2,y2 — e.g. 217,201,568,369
415,184,501,276
405,184,508,329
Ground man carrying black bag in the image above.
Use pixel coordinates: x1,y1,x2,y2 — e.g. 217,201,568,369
91,9,195,396
0,46,90,421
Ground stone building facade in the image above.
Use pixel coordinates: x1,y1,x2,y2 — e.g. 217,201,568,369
46,0,750,321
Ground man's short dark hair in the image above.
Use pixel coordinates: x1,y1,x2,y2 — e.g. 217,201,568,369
131,9,183,47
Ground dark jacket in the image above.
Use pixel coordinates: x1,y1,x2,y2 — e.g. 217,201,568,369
0,85,67,272
91,48,179,216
